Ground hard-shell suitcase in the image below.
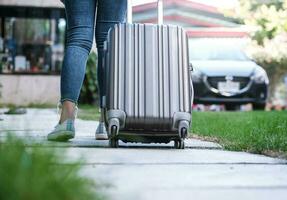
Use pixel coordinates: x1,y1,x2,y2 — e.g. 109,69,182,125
103,0,193,149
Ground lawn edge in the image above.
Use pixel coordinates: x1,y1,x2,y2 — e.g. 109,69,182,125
191,133,287,160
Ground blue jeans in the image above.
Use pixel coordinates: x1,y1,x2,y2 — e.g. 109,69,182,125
61,0,127,107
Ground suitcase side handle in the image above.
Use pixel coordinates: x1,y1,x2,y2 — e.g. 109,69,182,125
102,40,109,108
127,0,163,25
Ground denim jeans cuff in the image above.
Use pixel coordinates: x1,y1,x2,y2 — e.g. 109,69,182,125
60,98,78,105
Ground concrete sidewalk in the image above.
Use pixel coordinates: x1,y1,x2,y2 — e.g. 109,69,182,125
0,108,287,200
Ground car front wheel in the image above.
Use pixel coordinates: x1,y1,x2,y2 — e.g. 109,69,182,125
253,103,266,110
225,104,240,111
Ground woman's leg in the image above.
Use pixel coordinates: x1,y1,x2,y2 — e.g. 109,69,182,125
60,0,97,123
95,0,127,108
94,0,127,139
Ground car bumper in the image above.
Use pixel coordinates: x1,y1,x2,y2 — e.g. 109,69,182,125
193,81,268,105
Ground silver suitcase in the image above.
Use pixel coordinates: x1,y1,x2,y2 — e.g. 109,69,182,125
103,0,193,148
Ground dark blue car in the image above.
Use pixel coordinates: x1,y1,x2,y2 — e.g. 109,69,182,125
190,39,269,110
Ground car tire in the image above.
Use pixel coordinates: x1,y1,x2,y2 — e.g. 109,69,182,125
225,104,239,111
253,103,266,110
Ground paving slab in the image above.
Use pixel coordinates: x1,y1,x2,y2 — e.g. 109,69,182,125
0,108,222,149
81,164,287,200
0,108,287,200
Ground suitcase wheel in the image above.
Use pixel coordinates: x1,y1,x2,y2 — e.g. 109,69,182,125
174,139,185,149
174,127,187,149
180,127,188,139
109,124,119,148
178,121,189,139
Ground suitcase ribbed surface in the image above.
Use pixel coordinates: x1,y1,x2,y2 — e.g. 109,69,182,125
106,23,192,130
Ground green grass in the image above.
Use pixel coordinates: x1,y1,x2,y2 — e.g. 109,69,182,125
5,103,283,157
72,105,287,158
0,103,101,121
192,111,287,157
0,103,55,109
0,135,102,200
78,104,101,121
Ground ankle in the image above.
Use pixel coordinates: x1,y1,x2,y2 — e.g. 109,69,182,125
59,101,78,124
99,108,105,122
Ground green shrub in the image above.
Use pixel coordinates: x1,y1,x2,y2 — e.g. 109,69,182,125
232,1,287,99
0,82,2,99
79,52,98,104
0,136,101,200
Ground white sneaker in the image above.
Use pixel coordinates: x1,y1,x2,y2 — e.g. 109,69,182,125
95,122,108,140
47,102,78,142
47,119,75,141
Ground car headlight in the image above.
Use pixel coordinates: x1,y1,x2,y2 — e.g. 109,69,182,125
191,70,203,83
252,68,269,84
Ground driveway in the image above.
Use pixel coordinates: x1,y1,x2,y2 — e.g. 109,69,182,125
1,108,287,200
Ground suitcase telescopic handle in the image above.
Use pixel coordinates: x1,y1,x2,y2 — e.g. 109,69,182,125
127,0,163,25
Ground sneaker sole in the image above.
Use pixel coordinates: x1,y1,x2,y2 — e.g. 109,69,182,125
95,133,108,140
48,131,75,142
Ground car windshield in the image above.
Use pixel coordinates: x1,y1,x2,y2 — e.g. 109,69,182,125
189,40,249,61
